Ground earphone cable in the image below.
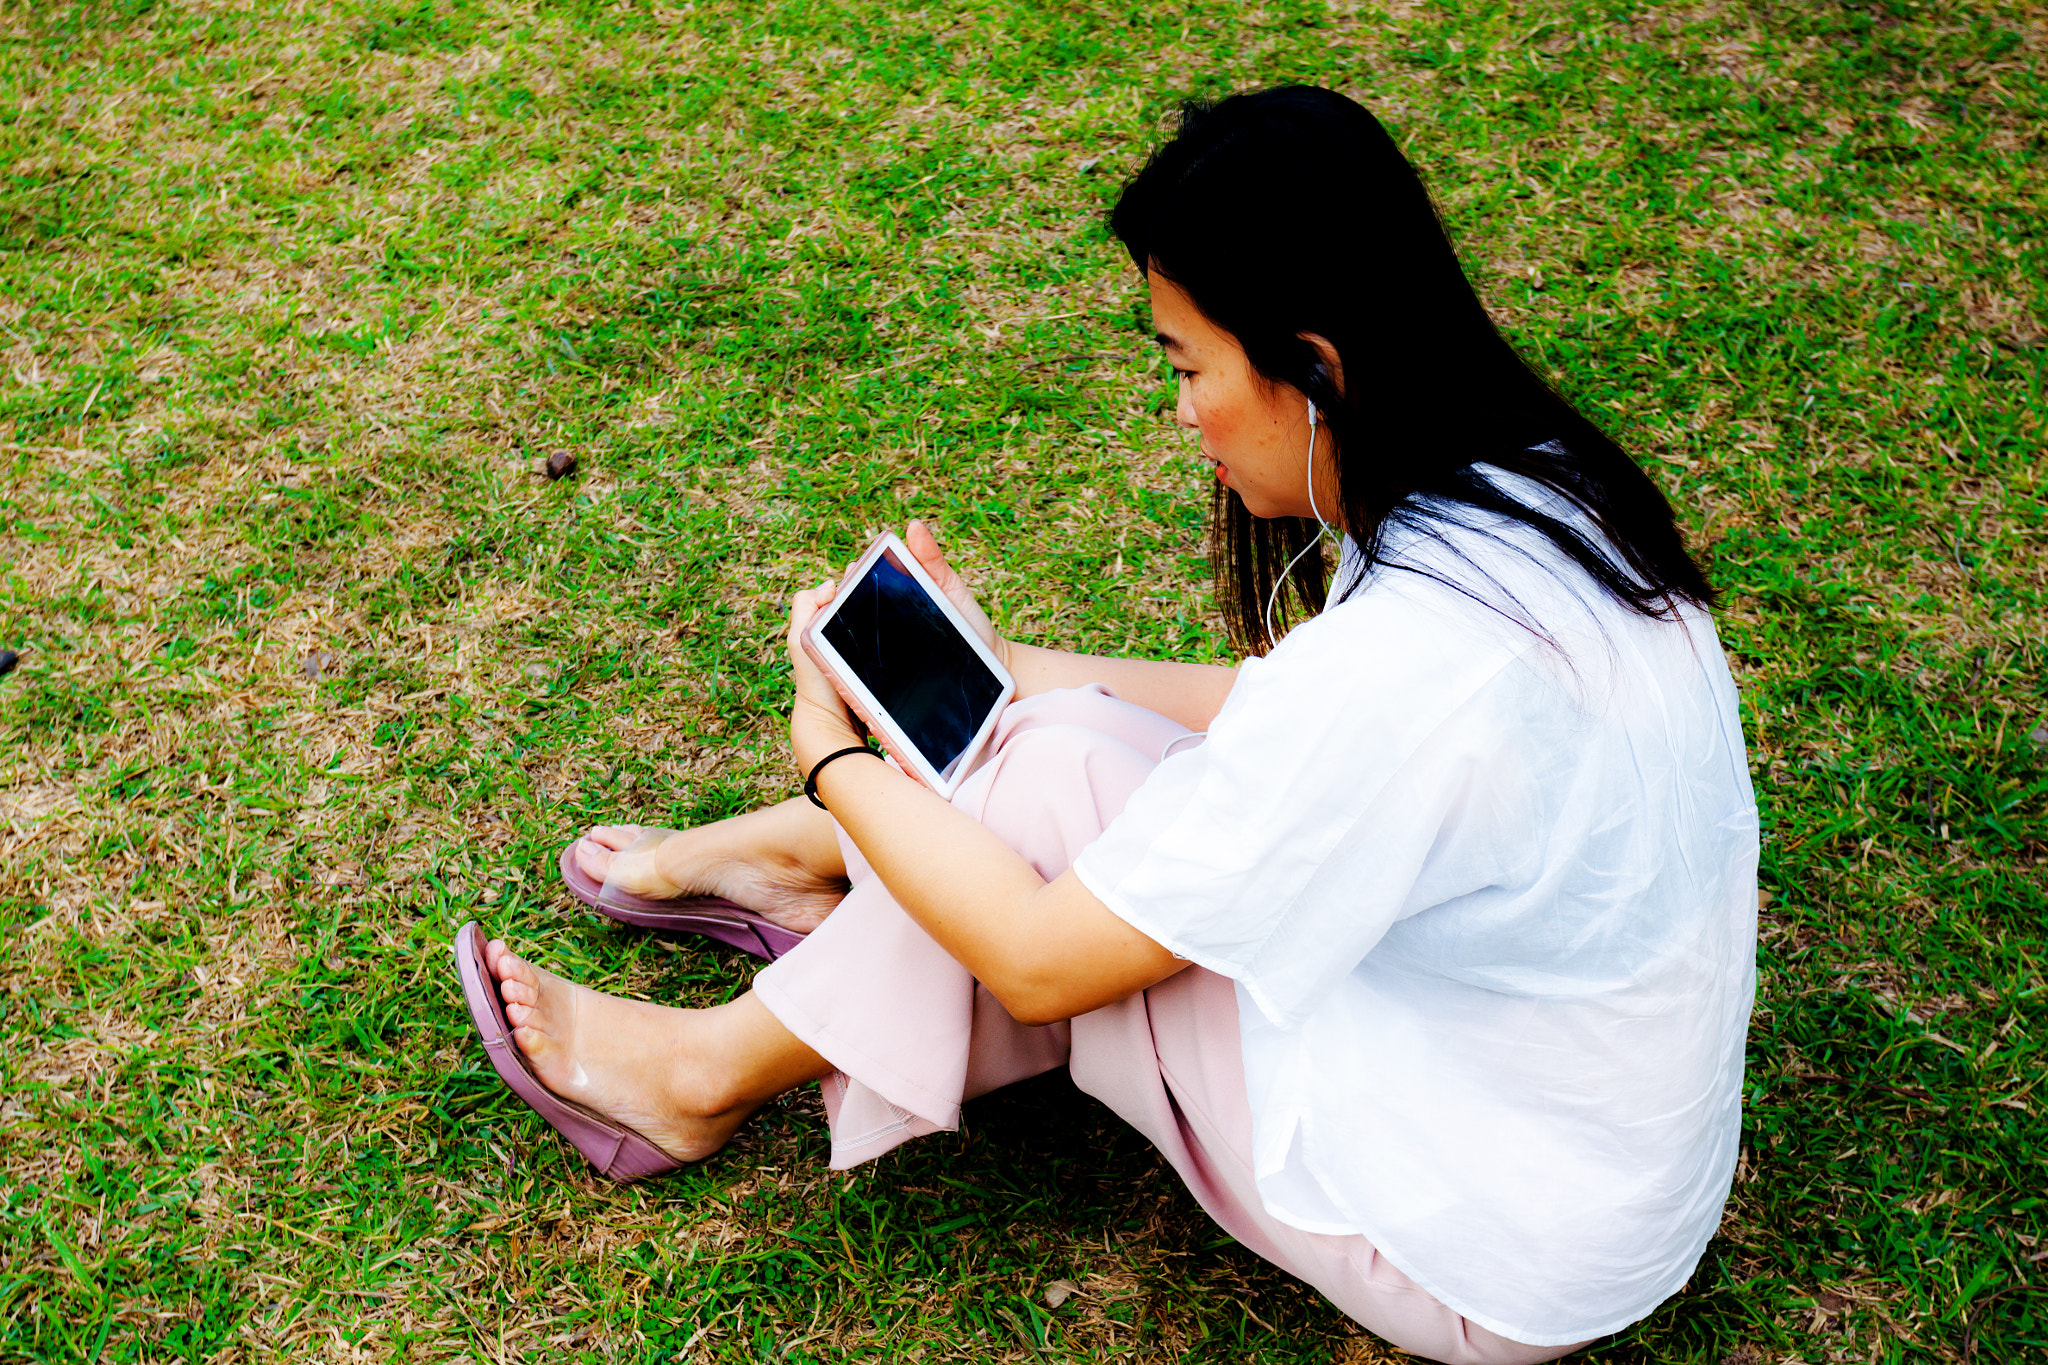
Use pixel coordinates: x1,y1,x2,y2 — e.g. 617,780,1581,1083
1262,399,1334,648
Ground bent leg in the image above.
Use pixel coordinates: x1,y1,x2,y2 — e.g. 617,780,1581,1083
1072,969,1588,1365
751,685,1192,1167
737,687,1573,1360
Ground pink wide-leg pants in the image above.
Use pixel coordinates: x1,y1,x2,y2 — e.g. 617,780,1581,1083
752,687,1582,1365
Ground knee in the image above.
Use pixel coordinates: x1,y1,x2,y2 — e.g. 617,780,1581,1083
1010,684,1177,744
975,723,1158,864
990,722,1145,790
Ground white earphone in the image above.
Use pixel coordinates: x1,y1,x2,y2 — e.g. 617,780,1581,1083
1262,396,1334,647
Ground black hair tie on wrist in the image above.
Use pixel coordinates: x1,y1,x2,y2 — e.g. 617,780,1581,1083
804,745,882,810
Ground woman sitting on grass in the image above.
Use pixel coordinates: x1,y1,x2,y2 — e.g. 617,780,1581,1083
452,85,1758,1364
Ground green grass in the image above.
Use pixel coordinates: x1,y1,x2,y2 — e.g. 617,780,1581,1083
2,0,2044,1360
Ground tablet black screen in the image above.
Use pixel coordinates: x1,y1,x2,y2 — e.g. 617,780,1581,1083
820,548,1006,780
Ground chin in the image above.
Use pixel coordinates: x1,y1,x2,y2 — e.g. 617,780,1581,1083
1234,491,1287,520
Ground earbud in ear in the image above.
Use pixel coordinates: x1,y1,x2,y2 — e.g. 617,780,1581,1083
1266,387,1333,646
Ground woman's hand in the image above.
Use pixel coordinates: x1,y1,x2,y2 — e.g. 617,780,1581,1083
787,522,1004,774
785,579,866,773
905,519,1008,671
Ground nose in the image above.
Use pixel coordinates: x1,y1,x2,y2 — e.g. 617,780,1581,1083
1175,378,1198,430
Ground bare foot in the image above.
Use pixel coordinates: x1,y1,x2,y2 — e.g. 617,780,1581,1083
485,938,773,1163
571,798,849,934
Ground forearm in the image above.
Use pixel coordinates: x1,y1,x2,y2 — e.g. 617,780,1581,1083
782,563,1188,1025
1003,642,1236,732
813,752,1182,1026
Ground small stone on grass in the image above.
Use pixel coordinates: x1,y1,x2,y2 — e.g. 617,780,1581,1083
546,449,578,479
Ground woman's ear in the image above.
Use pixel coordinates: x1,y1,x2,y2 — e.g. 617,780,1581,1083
1300,333,1344,399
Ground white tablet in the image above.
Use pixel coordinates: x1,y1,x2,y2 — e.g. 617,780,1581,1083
800,532,1017,799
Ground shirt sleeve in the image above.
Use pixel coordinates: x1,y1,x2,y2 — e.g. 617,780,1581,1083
1071,587,1535,1030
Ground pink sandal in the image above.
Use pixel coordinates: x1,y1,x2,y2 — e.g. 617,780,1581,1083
451,921,683,1183
557,835,806,960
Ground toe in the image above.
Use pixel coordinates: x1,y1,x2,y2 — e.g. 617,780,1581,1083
588,824,644,852
491,947,540,995
509,1023,550,1062
574,837,615,882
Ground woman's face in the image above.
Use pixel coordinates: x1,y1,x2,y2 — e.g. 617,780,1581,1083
1148,271,1333,522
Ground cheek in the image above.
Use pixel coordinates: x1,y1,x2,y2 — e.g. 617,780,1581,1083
1188,387,1240,441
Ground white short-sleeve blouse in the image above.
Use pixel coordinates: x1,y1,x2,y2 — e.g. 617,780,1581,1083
1071,471,1759,1348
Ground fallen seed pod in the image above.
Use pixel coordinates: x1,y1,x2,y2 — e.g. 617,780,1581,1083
545,449,577,480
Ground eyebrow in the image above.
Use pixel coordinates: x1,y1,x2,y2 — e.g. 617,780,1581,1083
1154,330,1187,351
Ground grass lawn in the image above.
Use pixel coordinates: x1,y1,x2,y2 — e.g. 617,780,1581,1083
3,0,2044,1359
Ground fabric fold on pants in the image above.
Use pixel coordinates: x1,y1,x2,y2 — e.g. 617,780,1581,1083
752,684,1176,1155
751,686,1585,1365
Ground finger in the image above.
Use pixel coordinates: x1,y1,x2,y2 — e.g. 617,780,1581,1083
906,519,953,581
787,586,848,710
787,580,835,637
786,592,860,737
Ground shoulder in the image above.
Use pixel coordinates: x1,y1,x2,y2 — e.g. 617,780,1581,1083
1259,560,1530,684
1341,466,1666,665
1212,574,1544,774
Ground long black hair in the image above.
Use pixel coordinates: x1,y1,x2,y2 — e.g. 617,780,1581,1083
1109,86,1715,653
